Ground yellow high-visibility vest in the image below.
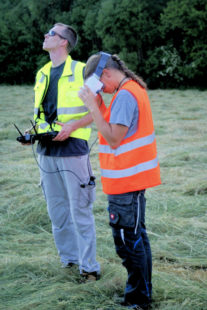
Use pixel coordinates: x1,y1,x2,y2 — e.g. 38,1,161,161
33,55,91,141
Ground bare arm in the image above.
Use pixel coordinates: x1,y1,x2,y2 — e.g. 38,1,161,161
78,86,128,149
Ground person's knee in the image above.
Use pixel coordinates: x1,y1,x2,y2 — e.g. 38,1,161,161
48,202,69,229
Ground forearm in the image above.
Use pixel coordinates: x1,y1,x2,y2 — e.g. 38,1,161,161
90,104,126,149
69,112,93,131
53,112,93,141
78,87,128,148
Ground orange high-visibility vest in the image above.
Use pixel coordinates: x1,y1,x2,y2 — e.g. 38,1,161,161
98,80,161,195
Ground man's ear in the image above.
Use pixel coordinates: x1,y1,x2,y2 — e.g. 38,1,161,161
61,39,68,49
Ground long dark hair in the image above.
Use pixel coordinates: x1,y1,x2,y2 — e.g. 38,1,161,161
84,53,147,89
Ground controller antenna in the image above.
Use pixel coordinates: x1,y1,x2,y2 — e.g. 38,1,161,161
13,123,24,137
30,120,38,135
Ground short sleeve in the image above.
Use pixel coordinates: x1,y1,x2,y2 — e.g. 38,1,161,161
110,90,138,128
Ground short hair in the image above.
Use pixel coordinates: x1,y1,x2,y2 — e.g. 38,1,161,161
54,23,78,53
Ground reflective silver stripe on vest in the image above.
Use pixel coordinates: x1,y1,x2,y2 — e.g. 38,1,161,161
34,108,38,115
57,106,88,115
39,74,45,83
39,122,49,130
101,157,158,179
99,132,155,156
68,61,77,82
66,119,91,128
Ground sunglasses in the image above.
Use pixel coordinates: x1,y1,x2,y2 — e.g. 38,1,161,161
47,30,67,40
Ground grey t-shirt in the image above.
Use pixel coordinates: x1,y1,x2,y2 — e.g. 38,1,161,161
110,89,139,139
37,62,89,156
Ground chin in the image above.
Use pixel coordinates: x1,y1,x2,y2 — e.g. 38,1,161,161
43,42,47,48
103,88,110,94
43,45,48,51
105,89,113,94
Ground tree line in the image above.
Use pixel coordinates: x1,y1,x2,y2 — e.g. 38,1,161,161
0,0,206,88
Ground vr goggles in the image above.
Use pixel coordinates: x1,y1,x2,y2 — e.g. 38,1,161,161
85,52,111,95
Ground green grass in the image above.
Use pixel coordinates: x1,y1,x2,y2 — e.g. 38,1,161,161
0,86,207,310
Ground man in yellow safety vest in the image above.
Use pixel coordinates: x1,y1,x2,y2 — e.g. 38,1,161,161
32,23,100,281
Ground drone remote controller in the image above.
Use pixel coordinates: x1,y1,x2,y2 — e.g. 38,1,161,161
14,122,58,144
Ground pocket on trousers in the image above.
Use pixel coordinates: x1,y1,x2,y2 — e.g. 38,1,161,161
79,185,96,208
108,194,135,228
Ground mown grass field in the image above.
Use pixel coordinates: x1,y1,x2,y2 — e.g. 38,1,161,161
0,85,207,310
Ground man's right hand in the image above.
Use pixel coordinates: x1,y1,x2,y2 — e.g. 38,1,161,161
52,122,74,141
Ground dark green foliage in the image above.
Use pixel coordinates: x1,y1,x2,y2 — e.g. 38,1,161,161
61,0,102,60
95,0,170,84
0,0,206,88
158,0,207,88
0,0,73,84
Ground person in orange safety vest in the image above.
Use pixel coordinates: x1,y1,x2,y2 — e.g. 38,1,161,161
79,52,161,310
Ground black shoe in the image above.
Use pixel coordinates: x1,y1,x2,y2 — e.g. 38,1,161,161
66,262,75,268
121,301,151,310
80,270,101,282
61,262,76,268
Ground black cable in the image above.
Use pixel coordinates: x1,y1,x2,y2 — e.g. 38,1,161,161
89,136,98,153
31,136,98,186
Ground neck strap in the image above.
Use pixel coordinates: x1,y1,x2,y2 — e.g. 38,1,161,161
116,76,129,91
